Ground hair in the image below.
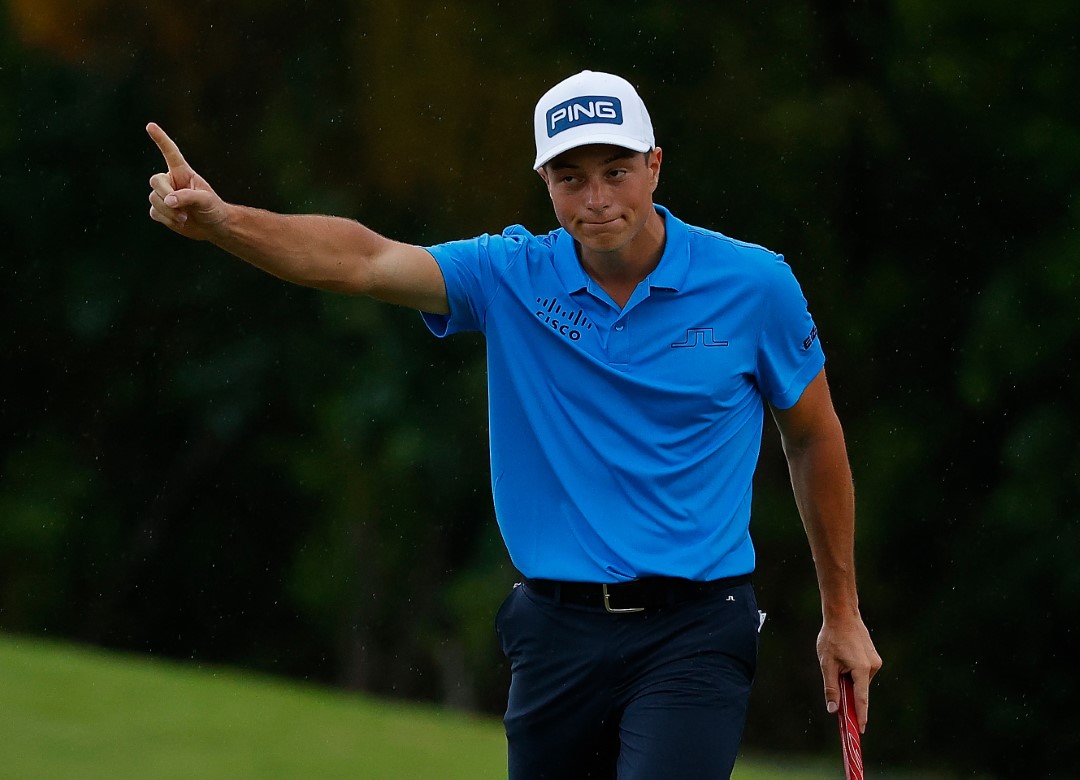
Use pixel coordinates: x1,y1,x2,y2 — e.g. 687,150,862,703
542,148,654,172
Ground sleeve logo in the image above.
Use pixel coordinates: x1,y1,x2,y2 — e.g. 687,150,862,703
803,325,819,350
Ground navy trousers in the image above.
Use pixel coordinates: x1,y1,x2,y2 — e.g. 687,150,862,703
495,579,761,779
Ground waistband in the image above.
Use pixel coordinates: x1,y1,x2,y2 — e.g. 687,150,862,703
523,573,751,614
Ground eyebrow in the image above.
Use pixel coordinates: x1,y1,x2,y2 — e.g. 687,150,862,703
548,149,638,171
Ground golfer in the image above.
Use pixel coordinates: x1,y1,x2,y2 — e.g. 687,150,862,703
147,70,881,779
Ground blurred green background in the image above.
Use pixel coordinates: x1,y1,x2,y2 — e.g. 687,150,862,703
1,2,1076,777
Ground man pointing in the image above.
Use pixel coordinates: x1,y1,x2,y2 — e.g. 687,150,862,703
148,70,881,778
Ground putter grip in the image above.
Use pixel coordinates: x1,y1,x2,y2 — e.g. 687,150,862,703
838,672,864,780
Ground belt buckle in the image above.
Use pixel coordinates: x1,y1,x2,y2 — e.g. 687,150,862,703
602,583,645,614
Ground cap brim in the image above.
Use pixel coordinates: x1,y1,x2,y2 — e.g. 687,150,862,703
533,133,652,169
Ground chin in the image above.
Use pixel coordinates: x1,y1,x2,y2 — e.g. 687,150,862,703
580,237,628,255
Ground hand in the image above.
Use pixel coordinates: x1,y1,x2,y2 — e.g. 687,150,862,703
817,614,882,733
146,122,228,241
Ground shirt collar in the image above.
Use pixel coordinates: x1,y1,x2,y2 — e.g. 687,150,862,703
552,203,691,295
647,204,690,292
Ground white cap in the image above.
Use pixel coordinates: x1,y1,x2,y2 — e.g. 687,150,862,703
532,70,655,169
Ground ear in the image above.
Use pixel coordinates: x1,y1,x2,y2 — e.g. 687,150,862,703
537,165,556,201
648,147,663,191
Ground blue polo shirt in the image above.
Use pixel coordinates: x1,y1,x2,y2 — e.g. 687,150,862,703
422,205,824,582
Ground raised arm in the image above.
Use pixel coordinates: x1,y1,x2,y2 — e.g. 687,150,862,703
145,123,449,314
770,368,882,733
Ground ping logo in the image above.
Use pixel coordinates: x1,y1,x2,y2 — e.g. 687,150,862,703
803,325,819,350
536,296,593,341
671,328,729,348
547,95,623,138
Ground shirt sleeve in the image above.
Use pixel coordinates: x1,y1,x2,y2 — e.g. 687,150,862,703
755,254,826,409
420,230,525,338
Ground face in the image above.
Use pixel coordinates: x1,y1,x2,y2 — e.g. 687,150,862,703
538,144,662,260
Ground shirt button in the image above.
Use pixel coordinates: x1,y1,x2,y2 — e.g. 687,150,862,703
615,323,625,331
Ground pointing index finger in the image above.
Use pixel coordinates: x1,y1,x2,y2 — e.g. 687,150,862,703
146,122,189,172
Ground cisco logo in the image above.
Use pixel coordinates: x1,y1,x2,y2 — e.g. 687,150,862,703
536,296,592,341
547,95,623,138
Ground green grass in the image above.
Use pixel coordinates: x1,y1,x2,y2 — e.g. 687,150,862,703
0,632,839,779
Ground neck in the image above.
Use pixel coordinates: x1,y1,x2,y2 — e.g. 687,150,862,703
578,207,666,307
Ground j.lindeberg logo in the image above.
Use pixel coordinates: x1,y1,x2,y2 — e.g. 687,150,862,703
536,296,593,341
671,328,729,348
547,95,623,138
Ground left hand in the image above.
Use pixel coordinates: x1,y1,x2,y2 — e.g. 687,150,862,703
816,613,882,733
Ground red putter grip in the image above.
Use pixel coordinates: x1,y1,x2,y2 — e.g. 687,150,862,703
838,672,864,780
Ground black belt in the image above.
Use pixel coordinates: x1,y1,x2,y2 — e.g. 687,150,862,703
523,574,751,614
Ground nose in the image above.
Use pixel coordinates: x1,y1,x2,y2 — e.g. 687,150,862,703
585,178,608,210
